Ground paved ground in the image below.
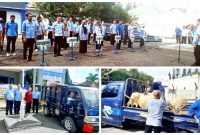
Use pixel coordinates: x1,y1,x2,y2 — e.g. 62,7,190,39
0,109,67,133
0,37,195,66
101,123,145,133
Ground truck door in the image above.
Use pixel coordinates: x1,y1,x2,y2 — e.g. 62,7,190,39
101,83,123,127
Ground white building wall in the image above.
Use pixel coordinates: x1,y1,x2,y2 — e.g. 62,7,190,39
164,74,200,102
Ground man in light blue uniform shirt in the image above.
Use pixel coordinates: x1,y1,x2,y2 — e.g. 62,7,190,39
4,84,14,115
46,20,54,46
35,16,45,51
192,19,200,66
139,26,147,52
68,17,74,37
116,20,124,50
5,15,18,57
22,13,37,62
110,20,117,46
32,88,41,113
52,16,64,57
14,84,22,114
74,21,80,42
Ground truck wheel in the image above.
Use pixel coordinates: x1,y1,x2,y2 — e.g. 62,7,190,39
44,106,50,116
63,117,77,133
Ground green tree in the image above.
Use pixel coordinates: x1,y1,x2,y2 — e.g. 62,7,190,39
84,73,99,87
109,70,129,81
64,69,72,85
35,2,130,22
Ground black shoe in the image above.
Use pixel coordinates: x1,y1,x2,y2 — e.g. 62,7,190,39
6,113,8,115
57,54,63,56
54,54,57,57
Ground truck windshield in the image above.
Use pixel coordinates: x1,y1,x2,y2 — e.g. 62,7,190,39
82,89,99,108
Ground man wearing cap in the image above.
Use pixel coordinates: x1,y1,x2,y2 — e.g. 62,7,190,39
52,16,64,57
147,80,166,102
32,87,41,113
22,13,37,62
14,84,22,114
4,84,14,115
24,87,32,113
5,15,18,57
145,90,167,133
192,19,200,66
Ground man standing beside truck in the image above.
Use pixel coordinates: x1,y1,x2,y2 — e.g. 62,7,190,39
188,99,200,132
145,90,167,133
32,88,41,113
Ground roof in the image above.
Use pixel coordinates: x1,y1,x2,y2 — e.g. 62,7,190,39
0,2,27,10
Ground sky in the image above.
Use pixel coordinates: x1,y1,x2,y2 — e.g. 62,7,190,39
138,67,198,81
68,68,98,83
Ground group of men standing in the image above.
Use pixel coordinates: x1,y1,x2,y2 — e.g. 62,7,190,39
175,19,200,66
109,20,147,52
4,84,41,115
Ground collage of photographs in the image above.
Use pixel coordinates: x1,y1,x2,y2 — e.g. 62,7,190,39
0,0,200,134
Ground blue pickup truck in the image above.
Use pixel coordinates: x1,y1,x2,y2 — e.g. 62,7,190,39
36,84,99,133
101,78,198,133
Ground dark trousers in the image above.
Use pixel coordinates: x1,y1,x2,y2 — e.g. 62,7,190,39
93,33,96,42
123,34,128,45
14,100,21,114
6,36,17,53
182,36,186,44
6,100,13,115
75,33,79,42
88,33,91,43
70,31,73,37
23,38,35,61
145,125,162,133
110,34,116,45
194,45,200,66
140,38,144,47
35,35,43,49
25,102,31,113
62,37,69,49
128,38,132,48
79,40,87,53
96,41,103,50
48,31,53,45
32,99,39,113
176,35,181,44
116,40,122,50
54,36,63,55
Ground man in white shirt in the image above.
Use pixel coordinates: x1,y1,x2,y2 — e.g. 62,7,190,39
145,90,166,133
182,26,188,44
